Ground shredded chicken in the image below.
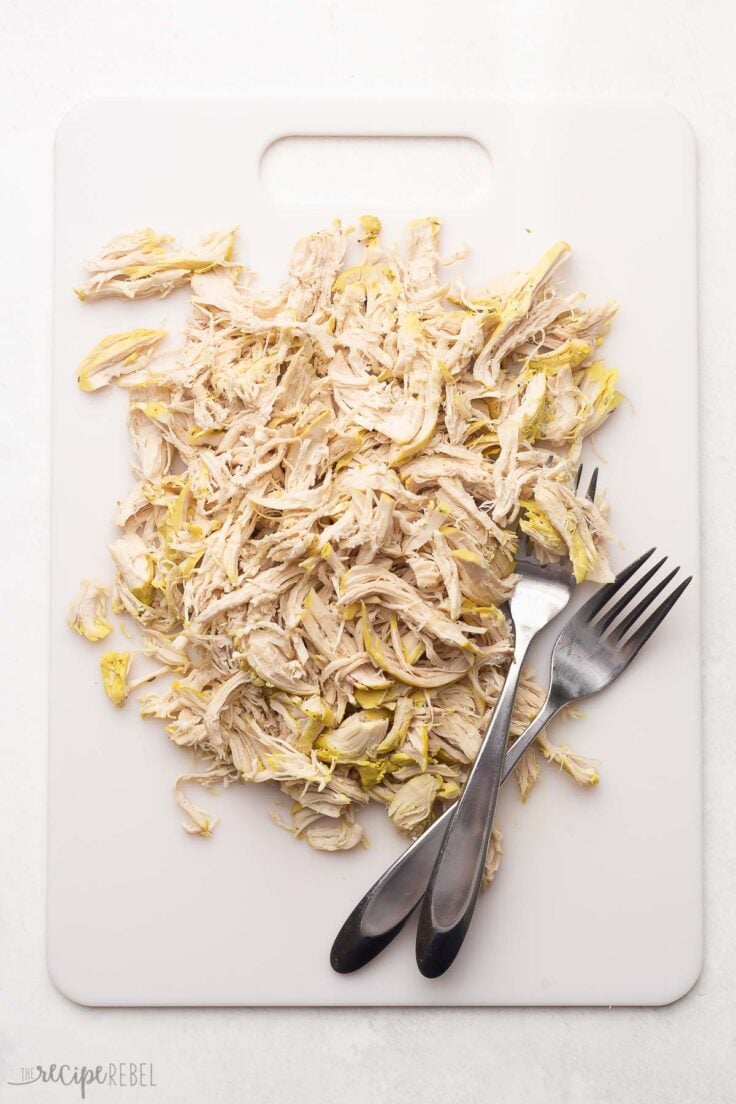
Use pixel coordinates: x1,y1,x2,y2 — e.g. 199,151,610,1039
68,579,112,641
75,228,236,301
70,216,619,869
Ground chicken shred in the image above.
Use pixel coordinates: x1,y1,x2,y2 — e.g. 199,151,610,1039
71,216,619,864
68,579,112,642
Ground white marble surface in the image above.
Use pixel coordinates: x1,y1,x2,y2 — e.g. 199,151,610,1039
1,0,734,1099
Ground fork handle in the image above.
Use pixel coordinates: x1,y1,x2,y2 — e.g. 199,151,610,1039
414,633,535,977
329,695,561,973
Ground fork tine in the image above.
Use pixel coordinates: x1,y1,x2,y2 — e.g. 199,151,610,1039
597,556,668,632
574,464,583,493
574,548,656,622
622,576,693,656
585,467,599,503
609,566,680,641
517,530,528,559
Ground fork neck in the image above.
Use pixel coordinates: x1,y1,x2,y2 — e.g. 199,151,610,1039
544,682,569,715
492,622,536,714
510,622,536,663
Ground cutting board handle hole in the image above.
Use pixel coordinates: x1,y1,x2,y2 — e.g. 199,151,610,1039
259,135,492,207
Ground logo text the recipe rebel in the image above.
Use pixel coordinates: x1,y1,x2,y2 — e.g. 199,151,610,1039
7,1062,156,1098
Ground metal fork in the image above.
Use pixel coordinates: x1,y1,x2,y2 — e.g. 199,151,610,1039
331,548,692,974
414,484,590,977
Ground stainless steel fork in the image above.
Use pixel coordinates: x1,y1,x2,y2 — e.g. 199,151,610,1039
331,548,692,974
415,509,582,976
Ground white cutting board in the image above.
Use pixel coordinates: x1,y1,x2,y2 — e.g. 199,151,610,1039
49,98,701,1006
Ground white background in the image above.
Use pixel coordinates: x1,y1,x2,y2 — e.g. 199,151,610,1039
1,0,734,1099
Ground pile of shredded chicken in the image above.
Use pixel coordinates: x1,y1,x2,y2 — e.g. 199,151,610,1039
68,216,620,879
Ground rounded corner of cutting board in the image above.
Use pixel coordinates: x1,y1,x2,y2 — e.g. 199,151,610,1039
646,99,698,158
647,942,704,1009
55,97,109,156
46,941,103,1009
